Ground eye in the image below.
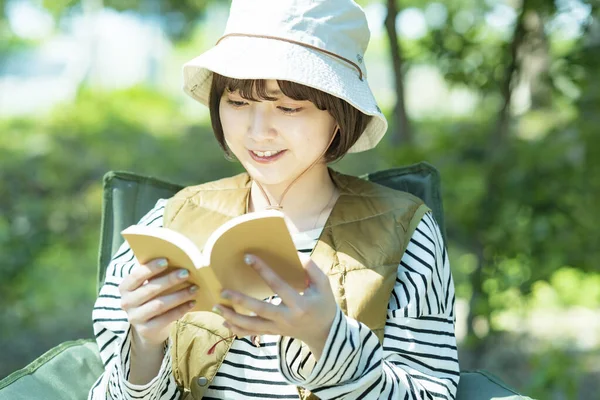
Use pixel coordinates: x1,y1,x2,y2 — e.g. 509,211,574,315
278,106,302,114
226,99,248,107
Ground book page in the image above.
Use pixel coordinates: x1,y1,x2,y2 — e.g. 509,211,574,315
205,211,307,306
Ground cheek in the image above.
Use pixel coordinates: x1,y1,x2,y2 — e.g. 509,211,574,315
220,107,245,141
292,117,335,151
284,126,330,162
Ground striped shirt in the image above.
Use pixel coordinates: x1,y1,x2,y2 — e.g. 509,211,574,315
89,199,459,400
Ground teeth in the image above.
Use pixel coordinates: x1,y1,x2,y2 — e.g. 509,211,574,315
253,150,282,157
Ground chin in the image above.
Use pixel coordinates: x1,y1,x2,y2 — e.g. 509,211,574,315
243,163,297,186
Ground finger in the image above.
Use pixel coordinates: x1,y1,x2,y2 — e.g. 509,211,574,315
244,254,301,305
223,321,257,338
122,268,190,310
129,284,198,324
214,305,274,334
221,290,282,321
144,298,197,332
302,258,330,293
120,258,169,293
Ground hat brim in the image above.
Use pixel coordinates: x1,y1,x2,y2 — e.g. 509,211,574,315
182,36,387,153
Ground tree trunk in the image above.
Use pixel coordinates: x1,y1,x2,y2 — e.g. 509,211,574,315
488,1,528,152
384,0,412,146
466,0,530,350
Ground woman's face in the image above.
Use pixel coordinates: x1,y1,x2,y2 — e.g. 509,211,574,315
219,80,337,186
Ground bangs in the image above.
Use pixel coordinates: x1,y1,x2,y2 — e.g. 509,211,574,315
212,74,328,110
209,72,372,163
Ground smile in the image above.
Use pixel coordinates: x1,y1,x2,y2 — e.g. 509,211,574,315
251,150,283,157
248,149,287,163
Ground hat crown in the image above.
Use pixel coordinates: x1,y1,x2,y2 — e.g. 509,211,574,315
224,0,370,72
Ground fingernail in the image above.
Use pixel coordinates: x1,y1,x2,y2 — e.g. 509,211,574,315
244,254,255,265
189,285,198,293
156,258,168,268
212,305,223,316
188,300,196,308
178,269,189,278
220,290,231,300
223,321,230,329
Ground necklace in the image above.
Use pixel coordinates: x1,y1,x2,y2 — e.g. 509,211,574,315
309,186,338,232
251,183,338,232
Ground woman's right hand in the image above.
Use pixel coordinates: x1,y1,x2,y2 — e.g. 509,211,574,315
119,258,198,348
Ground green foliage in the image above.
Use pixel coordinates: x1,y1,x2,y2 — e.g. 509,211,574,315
0,86,241,376
530,267,600,309
382,112,600,306
527,346,583,400
2,0,600,396
37,0,215,39
374,3,600,394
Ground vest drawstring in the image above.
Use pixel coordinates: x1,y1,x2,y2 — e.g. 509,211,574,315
252,127,338,210
207,334,236,355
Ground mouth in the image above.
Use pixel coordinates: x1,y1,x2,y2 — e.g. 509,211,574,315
248,149,287,163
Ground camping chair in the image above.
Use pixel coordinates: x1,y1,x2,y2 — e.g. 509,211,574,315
0,162,532,400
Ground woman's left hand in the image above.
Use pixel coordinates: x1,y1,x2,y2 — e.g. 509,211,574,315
213,253,338,359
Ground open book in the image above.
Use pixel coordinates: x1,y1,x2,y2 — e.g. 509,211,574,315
121,210,307,314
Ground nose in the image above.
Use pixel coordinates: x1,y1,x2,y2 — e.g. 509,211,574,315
247,106,277,141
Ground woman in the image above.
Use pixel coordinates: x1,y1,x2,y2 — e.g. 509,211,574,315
89,0,459,399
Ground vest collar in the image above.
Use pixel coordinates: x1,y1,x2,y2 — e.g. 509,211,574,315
237,167,388,229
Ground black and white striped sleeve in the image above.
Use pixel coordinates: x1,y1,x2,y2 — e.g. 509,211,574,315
278,212,459,399
88,199,180,400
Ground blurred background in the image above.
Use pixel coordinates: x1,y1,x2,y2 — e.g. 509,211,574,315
1,0,599,398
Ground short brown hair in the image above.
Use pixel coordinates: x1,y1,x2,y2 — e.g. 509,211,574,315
209,73,372,163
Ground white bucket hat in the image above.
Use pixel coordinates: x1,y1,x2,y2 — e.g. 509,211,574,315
182,0,387,153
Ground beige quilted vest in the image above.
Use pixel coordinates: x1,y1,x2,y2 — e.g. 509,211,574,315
163,169,430,399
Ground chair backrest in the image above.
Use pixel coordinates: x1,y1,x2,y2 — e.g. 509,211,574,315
97,162,445,292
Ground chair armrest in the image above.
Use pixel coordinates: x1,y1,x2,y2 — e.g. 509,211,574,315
458,370,534,400
0,339,103,400
0,340,532,400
